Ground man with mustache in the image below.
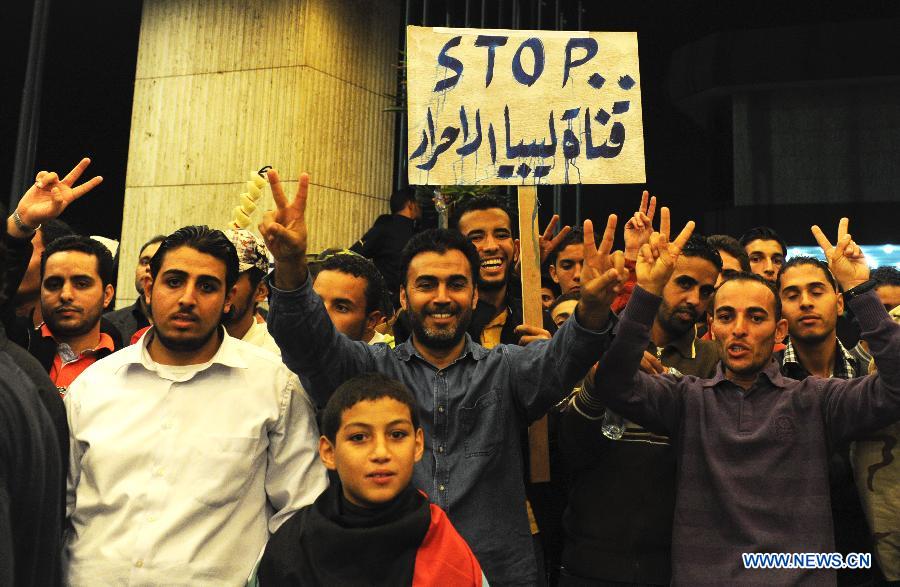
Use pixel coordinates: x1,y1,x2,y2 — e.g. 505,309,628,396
262,170,626,586
559,230,720,586
579,217,900,585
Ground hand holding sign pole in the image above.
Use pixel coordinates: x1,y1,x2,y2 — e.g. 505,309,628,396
407,25,645,482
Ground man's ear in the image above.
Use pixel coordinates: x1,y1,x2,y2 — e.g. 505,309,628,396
365,310,383,332
103,284,115,309
549,264,560,284
413,428,425,463
318,436,337,471
224,285,237,313
399,286,408,311
142,276,153,304
835,290,845,316
254,281,269,304
513,238,521,265
774,318,789,344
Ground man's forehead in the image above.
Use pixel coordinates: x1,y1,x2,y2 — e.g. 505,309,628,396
673,255,718,280
408,250,472,279
458,207,512,233
159,246,227,279
314,269,367,295
745,239,783,255
44,250,100,277
557,243,583,261
140,241,163,258
716,279,775,310
779,263,832,290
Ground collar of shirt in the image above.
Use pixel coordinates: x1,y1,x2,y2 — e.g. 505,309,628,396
40,322,116,362
650,323,697,359
117,326,247,375
708,357,790,391
395,332,489,367
782,338,857,379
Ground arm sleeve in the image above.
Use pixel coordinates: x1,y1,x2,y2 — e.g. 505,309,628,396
64,390,83,522
821,290,900,443
349,223,383,258
0,231,34,320
267,276,381,408
265,373,328,533
573,285,684,436
504,305,617,423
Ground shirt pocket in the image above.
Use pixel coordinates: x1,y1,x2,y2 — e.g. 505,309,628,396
460,390,503,458
189,436,259,508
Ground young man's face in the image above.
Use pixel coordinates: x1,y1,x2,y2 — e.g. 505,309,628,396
456,208,518,292
313,269,376,342
149,246,234,353
41,251,113,339
320,397,424,508
540,287,555,309
744,239,784,284
551,299,578,327
400,250,477,349
875,284,900,313
712,279,787,381
779,264,842,345
135,241,163,295
224,271,261,328
550,243,584,294
657,256,718,338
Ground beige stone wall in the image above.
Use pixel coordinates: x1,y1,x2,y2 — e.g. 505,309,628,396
116,0,399,307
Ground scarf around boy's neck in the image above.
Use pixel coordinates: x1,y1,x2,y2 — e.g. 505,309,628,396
293,480,431,586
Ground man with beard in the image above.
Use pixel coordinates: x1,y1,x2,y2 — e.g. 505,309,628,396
579,216,900,585
105,234,165,342
262,170,625,586
559,232,720,586
64,225,326,586
222,229,279,354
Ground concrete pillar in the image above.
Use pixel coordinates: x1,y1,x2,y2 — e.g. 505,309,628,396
116,0,399,307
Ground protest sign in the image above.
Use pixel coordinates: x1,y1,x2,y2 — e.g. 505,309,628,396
407,26,645,186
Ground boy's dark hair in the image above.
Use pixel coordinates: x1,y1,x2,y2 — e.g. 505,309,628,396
318,253,388,315
149,226,239,289
681,234,723,273
716,270,782,320
399,229,480,289
872,266,900,287
541,274,560,296
41,218,76,246
449,195,514,232
139,234,167,256
739,226,787,257
390,186,417,214
707,234,751,272
549,291,580,313
548,226,584,265
41,235,115,287
321,373,420,443
777,256,837,292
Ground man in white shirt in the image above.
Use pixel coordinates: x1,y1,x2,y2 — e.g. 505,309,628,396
65,225,327,586
223,228,281,355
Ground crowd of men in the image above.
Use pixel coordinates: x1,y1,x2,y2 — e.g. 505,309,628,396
1,158,899,586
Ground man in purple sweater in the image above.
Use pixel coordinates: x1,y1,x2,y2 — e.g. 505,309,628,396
576,217,900,585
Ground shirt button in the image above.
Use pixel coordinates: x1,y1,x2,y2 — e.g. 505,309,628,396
439,485,445,491
438,406,444,413
135,560,144,568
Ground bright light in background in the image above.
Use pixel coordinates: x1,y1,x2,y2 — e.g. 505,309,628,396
786,245,900,269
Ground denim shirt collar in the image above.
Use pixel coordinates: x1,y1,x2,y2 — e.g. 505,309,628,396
395,333,489,367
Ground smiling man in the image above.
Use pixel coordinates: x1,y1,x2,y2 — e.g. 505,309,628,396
577,218,900,585
263,170,626,585
65,225,326,586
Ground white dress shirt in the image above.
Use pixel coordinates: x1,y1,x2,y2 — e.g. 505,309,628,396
241,319,282,357
65,328,327,586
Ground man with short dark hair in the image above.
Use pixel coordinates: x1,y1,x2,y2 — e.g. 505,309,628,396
12,219,75,325
313,252,389,343
707,234,751,286
350,186,421,307
549,227,585,295
105,234,165,342
262,170,625,585
740,226,787,284
579,217,900,584
871,266,900,313
65,225,326,586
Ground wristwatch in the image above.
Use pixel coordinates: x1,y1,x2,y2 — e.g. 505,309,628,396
842,279,876,301
12,211,41,236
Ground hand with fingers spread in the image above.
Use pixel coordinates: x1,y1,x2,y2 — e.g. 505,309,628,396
9,157,103,238
538,214,572,265
636,207,695,296
575,214,628,330
623,190,658,262
811,218,869,290
259,170,310,290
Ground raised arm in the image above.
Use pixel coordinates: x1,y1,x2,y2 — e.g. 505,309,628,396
261,170,380,406
573,209,695,435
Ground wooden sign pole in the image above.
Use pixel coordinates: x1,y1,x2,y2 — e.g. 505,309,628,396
517,186,550,483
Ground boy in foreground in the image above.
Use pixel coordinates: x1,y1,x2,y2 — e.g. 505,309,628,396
258,373,487,586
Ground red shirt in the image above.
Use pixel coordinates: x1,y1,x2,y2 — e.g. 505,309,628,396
42,323,116,397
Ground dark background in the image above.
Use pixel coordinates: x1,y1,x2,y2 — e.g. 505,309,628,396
4,1,899,247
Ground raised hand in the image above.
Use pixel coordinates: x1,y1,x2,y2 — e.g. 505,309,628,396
635,207,695,296
623,190,657,261
576,214,628,330
259,170,310,289
11,158,103,237
811,217,869,290
538,214,572,265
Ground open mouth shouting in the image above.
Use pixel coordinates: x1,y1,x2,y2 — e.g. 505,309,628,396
726,341,751,360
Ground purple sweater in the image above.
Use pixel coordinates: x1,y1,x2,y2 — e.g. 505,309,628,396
579,286,900,585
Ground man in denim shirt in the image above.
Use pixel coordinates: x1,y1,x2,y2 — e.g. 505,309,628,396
261,171,625,585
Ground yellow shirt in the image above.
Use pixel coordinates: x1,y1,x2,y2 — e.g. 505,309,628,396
480,310,507,350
